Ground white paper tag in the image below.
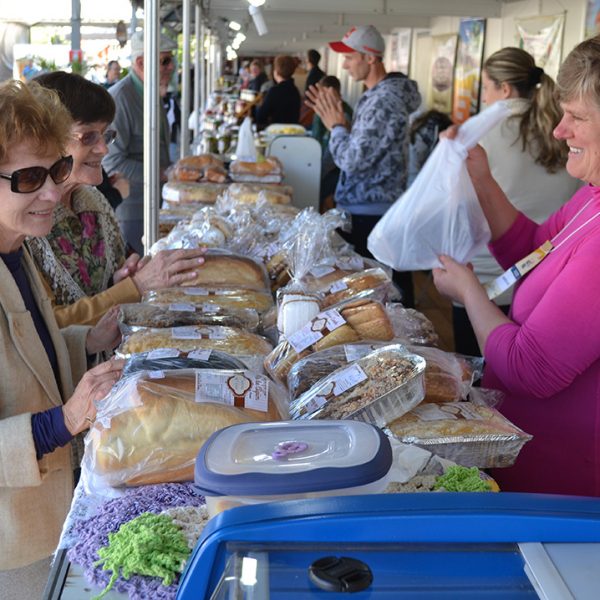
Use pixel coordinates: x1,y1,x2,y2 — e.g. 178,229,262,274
329,280,348,294
309,264,336,278
147,348,181,359
172,326,202,339
168,303,196,313
336,257,364,271
344,344,378,362
188,349,212,360
201,303,219,314
147,370,165,379
328,363,368,395
183,287,209,296
288,309,346,353
195,371,269,411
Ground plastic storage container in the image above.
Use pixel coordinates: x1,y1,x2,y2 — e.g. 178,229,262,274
194,420,393,517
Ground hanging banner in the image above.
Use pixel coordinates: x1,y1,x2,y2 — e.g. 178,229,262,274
427,34,457,113
515,13,565,80
452,18,486,124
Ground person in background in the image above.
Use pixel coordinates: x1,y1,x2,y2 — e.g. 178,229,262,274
255,55,301,130
239,61,251,90
432,36,600,496
248,59,268,93
163,89,181,163
407,109,453,187
0,79,123,599
103,30,176,254
103,60,121,89
306,25,421,306
452,47,581,356
28,72,207,328
311,76,353,212
305,49,326,91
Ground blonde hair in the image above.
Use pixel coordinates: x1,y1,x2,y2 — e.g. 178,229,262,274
556,35,600,110
484,47,567,173
0,80,72,164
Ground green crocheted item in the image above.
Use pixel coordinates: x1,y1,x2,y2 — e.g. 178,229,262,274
93,512,191,599
433,465,492,492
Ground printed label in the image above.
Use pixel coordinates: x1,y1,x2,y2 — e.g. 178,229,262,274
329,280,348,294
168,303,197,312
309,264,336,278
328,364,368,396
201,303,219,314
172,326,226,340
288,309,346,353
147,348,181,359
183,287,209,296
147,370,165,379
195,371,269,411
412,403,484,422
188,349,212,360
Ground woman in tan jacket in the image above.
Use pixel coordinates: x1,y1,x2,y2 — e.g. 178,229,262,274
0,81,123,599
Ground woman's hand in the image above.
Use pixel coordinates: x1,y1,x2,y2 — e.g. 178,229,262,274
86,306,122,354
432,255,482,305
62,358,125,435
108,172,130,199
113,253,142,284
305,85,346,131
132,247,208,294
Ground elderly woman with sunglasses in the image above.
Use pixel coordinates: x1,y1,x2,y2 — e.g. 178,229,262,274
25,72,205,328
0,80,125,598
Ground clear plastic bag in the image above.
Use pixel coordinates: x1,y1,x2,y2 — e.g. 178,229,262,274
368,101,511,270
386,303,440,346
234,116,257,162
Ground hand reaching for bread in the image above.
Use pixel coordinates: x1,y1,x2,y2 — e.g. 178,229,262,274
132,247,208,294
86,306,122,354
62,359,125,435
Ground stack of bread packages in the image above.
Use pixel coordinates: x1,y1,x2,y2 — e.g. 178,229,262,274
82,250,290,497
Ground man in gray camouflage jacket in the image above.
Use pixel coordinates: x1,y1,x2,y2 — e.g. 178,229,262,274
306,25,421,304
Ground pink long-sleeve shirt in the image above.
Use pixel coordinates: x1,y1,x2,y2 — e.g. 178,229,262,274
484,185,600,496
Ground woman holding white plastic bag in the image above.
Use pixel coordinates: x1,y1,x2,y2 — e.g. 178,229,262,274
431,36,600,497
452,48,581,356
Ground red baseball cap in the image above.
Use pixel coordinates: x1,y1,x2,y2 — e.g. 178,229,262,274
329,25,385,56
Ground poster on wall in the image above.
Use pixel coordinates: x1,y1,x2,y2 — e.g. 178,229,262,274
585,0,600,38
515,13,565,80
387,28,412,74
427,34,457,113
452,18,486,124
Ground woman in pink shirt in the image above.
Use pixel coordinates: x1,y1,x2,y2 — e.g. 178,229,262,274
433,36,600,496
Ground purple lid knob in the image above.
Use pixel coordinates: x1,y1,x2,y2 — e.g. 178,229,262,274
272,440,308,460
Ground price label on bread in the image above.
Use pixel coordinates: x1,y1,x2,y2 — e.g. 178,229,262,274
168,303,197,313
188,349,213,360
309,264,336,278
183,287,210,296
288,309,346,353
410,403,486,422
147,348,181,359
195,371,269,412
329,280,348,294
171,326,227,340
201,303,219,314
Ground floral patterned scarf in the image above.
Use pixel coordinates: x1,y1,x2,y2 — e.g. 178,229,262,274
27,185,125,306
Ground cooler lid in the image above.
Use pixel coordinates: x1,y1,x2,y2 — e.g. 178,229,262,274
194,420,392,496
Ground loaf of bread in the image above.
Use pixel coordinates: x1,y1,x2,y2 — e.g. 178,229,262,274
227,183,293,205
162,181,229,204
319,268,393,308
118,325,273,357
230,157,282,177
87,370,282,486
180,252,270,291
264,299,394,383
142,286,275,314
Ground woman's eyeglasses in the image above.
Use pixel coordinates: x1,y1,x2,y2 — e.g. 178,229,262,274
0,155,74,194
160,55,174,67
73,129,117,147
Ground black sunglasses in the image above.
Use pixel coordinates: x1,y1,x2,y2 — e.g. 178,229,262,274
73,129,117,147
160,55,174,67
0,155,73,194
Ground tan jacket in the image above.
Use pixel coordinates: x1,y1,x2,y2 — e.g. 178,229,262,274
0,249,88,570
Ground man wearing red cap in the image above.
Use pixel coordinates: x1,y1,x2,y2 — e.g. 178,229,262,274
306,25,421,305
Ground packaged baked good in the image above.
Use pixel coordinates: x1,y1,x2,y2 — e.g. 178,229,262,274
317,267,395,308
162,181,229,205
169,154,226,183
82,369,283,490
117,325,273,358
387,304,440,346
290,345,425,427
142,286,274,315
180,250,270,291
118,302,260,332
264,299,394,384
230,157,283,183
385,402,532,468
226,183,293,205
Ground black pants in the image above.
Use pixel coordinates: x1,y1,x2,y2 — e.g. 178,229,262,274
339,213,415,308
452,304,510,357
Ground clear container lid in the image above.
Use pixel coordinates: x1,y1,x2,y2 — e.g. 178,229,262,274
194,420,392,497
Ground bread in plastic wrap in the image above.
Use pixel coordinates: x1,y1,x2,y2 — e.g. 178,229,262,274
83,369,283,490
180,250,270,291
264,299,394,384
385,401,532,469
142,286,274,315
118,302,260,332
290,345,425,427
162,181,229,204
386,304,440,346
229,157,283,183
117,325,273,358
318,267,394,308
227,183,293,205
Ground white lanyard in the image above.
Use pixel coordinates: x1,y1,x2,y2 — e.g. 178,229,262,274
485,198,600,300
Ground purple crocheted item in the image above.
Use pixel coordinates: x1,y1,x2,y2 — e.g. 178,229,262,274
67,483,205,599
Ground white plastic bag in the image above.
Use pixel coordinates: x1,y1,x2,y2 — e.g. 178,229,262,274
368,101,511,271
235,116,258,162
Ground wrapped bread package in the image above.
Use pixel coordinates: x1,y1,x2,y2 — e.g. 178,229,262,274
169,154,226,183
387,304,440,346
385,402,532,469
162,181,229,205
142,286,274,315
180,250,270,291
264,299,394,384
290,345,425,427
82,369,284,492
230,157,283,183
315,267,395,308
118,302,260,333
117,325,273,358
226,183,293,205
